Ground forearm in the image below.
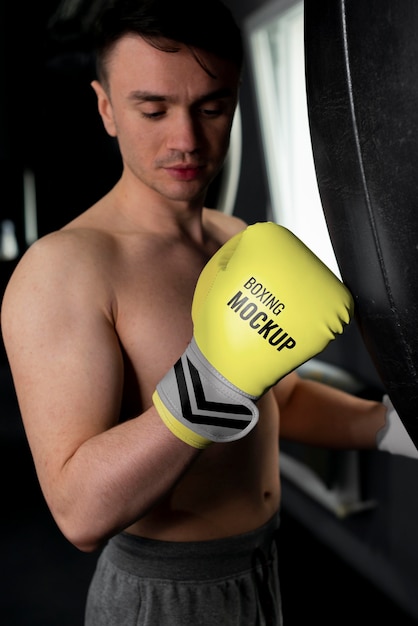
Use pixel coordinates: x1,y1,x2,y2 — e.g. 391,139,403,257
278,376,386,449
46,407,200,552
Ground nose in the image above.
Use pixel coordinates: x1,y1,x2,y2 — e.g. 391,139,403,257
167,110,201,154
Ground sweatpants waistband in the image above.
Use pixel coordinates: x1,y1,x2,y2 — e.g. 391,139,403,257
104,512,280,581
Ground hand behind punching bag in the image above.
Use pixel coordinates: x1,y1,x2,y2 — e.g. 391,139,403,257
304,0,418,446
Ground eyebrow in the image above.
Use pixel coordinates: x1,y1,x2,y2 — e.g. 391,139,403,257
127,87,236,105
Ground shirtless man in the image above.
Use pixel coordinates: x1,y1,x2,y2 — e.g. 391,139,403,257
1,1,415,624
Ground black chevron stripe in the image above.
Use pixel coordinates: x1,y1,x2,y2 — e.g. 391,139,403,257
174,357,252,430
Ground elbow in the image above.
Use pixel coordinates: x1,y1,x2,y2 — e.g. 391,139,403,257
53,511,110,553
61,524,107,553
70,535,104,554
60,522,105,553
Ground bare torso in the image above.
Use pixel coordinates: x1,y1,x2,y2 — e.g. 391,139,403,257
64,199,280,541
2,191,281,546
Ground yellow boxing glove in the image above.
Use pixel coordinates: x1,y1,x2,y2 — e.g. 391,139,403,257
153,222,354,448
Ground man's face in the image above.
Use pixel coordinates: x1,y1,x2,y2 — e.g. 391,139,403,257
94,34,240,206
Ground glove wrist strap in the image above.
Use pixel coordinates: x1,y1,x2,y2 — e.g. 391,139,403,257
153,338,259,447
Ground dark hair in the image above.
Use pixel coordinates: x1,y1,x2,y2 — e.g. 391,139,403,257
94,0,243,84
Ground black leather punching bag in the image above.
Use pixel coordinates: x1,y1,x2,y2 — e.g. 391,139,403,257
304,0,418,446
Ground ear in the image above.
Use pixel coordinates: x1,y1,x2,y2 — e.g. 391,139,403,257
91,80,117,137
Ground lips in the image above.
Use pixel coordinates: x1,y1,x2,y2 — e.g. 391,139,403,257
165,165,204,181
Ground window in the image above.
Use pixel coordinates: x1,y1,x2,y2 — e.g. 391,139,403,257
245,0,340,277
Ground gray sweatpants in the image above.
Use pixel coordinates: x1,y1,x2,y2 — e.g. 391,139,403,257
84,512,282,625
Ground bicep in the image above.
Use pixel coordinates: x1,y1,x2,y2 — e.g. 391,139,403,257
1,251,124,484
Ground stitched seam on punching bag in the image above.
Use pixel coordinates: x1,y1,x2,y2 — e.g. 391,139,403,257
340,0,416,377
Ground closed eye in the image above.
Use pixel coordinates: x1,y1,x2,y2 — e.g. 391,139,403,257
199,104,224,117
141,110,166,119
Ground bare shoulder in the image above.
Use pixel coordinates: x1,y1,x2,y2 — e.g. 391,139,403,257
3,226,115,304
202,208,248,244
1,226,119,349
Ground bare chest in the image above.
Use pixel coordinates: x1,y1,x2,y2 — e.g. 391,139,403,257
112,250,207,418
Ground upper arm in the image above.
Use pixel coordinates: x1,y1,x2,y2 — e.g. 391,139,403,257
1,234,124,495
273,371,300,411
